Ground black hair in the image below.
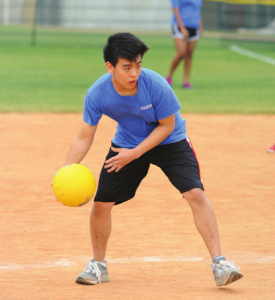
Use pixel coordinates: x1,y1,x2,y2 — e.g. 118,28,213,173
103,32,149,67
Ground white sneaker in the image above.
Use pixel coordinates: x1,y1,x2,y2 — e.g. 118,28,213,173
75,258,109,285
211,260,243,286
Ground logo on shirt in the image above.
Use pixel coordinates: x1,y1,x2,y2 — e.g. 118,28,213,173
140,104,152,110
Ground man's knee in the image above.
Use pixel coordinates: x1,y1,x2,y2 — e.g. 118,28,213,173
92,201,114,217
182,188,207,204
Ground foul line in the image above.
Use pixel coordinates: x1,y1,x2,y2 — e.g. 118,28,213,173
230,45,275,65
1,255,275,270
0,256,203,270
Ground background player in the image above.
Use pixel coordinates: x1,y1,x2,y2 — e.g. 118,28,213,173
166,0,203,89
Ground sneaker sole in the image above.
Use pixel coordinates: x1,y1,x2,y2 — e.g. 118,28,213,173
76,277,98,285
224,272,243,286
75,274,109,285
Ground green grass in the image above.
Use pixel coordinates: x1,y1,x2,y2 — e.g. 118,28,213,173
0,28,274,113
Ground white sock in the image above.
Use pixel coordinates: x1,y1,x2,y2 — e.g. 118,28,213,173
97,261,107,267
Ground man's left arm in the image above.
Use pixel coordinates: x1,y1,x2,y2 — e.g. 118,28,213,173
104,114,175,173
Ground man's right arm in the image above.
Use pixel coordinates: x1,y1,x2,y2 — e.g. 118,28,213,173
64,121,98,166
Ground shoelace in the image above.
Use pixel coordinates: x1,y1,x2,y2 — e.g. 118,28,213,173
85,261,102,283
219,260,239,271
212,260,236,271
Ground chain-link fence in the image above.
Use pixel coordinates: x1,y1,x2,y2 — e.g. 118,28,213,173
0,0,275,46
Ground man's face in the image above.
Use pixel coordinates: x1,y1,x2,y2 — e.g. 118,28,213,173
106,55,142,95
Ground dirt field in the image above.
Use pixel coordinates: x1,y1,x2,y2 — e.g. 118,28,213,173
0,113,274,300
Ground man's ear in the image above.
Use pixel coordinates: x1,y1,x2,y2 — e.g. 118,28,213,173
105,62,114,74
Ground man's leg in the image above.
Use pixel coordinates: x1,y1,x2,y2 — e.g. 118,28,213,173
182,188,221,258
183,188,243,286
90,201,115,263
75,201,115,285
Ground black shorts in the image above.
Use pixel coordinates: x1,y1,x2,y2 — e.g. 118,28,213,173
94,138,204,205
172,24,200,42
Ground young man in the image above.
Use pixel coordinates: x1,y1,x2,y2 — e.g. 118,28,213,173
62,32,243,287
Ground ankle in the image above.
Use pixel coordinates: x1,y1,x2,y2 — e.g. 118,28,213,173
212,255,226,264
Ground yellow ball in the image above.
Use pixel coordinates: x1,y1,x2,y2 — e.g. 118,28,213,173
52,164,96,207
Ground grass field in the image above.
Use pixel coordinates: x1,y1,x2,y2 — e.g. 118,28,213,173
1,28,275,300
0,27,274,114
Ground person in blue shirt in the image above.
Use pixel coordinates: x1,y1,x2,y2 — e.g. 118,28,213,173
61,32,243,287
166,0,203,89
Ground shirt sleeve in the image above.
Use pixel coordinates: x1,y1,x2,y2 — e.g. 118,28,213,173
170,0,179,8
153,87,181,120
83,90,102,126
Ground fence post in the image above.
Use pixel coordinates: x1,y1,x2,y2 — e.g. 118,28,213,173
219,2,227,31
3,0,10,25
31,0,40,46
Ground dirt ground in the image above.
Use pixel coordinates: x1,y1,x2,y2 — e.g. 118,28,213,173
0,113,274,300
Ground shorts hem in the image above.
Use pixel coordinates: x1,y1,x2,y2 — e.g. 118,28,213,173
94,195,135,205
173,34,200,42
179,184,204,194
187,34,200,42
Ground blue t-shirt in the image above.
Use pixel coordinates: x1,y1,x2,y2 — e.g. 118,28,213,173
83,68,186,149
170,0,202,29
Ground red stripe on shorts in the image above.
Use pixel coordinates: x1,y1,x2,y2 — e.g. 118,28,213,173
186,137,203,184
